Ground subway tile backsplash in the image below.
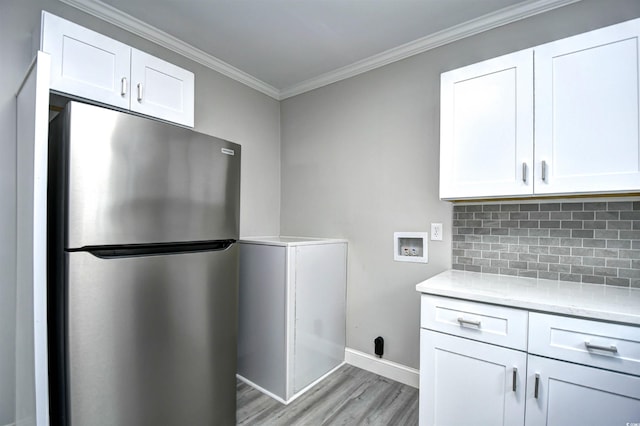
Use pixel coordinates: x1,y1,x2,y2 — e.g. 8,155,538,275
452,201,640,288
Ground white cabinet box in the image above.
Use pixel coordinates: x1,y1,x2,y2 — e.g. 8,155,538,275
440,17,640,199
38,11,194,127
420,294,528,350
440,49,534,199
534,19,640,195
420,329,527,426
418,293,640,426
528,312,640,376
525,353,640,426
237,237,347,403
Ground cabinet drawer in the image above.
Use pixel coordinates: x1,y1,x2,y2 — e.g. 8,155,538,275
529,312,640,376
421,295,528,351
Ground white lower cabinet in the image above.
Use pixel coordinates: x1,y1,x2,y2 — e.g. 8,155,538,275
525,355,640,426
237,237,347,403
419,329,526,426
419,294,640,426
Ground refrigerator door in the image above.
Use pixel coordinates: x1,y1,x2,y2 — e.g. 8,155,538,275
64,247,238,426
55,102,240,249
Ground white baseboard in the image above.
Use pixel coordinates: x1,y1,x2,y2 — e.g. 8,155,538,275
287,361,345,404
344,348,419,389
237,361,346,405
236,374,289,405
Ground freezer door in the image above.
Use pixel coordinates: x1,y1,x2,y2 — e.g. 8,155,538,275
63,247,238,426
54,102,240,248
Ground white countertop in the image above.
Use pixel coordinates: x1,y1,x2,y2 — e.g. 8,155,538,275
239,236,347,246
416,270,640,326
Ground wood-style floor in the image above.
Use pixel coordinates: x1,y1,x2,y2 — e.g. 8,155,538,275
236,364,418,425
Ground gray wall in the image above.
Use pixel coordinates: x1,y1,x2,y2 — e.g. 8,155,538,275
0,1,281,424
3,0,640,424
280,0,640,370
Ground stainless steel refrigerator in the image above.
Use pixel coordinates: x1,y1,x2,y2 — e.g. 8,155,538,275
47,101,241,426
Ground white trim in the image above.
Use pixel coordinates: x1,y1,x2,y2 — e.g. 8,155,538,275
280,0,581,100
237,361,345,405
284,246,294,399
285,362,345,404
236,374,289,405
345,348,419,389
279,0,580,99
56,0,280,99
454,195,640,206
16,56,38,96
59,0,580,100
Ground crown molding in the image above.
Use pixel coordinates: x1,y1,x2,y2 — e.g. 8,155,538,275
58,0,280,99
59,0,580,101
279,0,581,99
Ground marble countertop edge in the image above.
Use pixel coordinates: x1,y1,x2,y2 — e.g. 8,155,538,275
239,236,348,246
416,270,640,326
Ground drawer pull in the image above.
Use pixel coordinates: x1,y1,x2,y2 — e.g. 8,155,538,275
534,373,540,399
584,341,618,354
457,317,481,328
512,367,517,392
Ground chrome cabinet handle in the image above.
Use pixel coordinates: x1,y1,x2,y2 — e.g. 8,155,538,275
522,162,528,183
137,83,143,102
120,77,127,96
512,367,517,392
585,341,618,354
534,373,540,399
457,317,481,328
541,160,547,182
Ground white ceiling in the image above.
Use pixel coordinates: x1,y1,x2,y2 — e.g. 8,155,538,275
62,0,579,99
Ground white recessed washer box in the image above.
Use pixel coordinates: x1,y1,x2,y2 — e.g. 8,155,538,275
394,232,428,263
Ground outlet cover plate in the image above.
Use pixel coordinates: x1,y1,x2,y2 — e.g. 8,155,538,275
431,223,443,241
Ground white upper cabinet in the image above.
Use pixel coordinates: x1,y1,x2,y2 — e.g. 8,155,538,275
39,12,195,127
440,50,534,199
41,12,131,110
534,19,640,195
130,49,195,127
440,17,640,199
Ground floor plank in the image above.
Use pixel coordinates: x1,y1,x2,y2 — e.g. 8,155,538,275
237,364,418,425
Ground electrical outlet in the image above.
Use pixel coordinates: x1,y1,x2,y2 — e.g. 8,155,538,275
431,223,443,241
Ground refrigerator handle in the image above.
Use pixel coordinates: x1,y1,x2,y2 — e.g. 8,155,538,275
74,240,236,259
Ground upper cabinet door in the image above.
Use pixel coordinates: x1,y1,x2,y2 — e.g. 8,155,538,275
440,49,534,199
130,49,195,127
535,19,640,195
41,12,131,110
40,12,195,127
